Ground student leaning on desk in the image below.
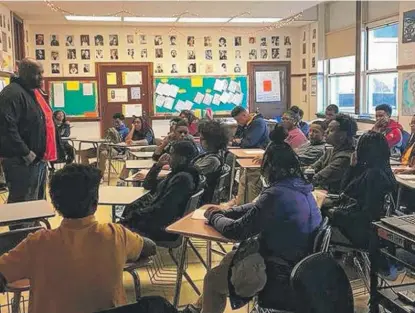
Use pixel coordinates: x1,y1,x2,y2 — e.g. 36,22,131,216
124,115,155,146
394,114,415,174
0,164,156,313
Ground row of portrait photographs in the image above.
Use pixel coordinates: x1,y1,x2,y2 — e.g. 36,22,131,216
35,33,292,48
154,63,242,75
0,14,10,31
50,63,91,75
300,57,317,70
35,47,292,61
303,29,317,42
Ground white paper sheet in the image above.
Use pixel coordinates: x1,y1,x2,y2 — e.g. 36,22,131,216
213,79,225,92
231,93,243,106
244,150,265,155
155,95,166,107
175,100,187,112
163,97,175,110
220,92,231,104
212,94,221,106
53,83,65,108
255,71,281,102
194,92,204,104
202,94,213,105
123,71,143,85
185,100,193,110
123,104,142,118
131,87,141,100
83,83,93,96
191,209,206,220
108,88,128,102
228,80,238,93
168,85,179,98
155,83,166,96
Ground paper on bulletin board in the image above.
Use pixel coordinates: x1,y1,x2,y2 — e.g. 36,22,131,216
212,94,221,106
123,104,142,118
155,95,166,107
4,77,10,85
194,92,204,104
67,81,80,91
106,72,117,85
123,71,142,85
53,83,65,108
108,88,128,102
83,83,93,96
164,97,175,110
255,71,281,102
213,79,225,92
131,87,141,100
202,93,213,105
191,76,203,87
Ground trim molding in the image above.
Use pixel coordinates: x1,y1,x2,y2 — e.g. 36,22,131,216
397,64,415,71
291,73,307,77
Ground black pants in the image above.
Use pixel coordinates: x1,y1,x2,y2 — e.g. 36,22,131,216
2,158,47,203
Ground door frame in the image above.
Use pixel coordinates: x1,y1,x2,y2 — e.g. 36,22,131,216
95,62,153,136
247,61,291,113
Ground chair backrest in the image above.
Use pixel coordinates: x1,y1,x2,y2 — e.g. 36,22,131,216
290,252,354,313
184,188,205,216
312,217,332,253
211,164,231,204
384,192,395,217
0,226,44,255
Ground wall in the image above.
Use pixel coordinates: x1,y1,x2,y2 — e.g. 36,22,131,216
0,3,14,73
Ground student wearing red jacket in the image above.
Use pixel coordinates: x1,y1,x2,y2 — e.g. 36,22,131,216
372,104,403,158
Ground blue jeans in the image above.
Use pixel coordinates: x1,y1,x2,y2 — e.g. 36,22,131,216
3,158,47,203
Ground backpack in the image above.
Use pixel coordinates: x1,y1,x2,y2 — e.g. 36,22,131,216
104,127,122,144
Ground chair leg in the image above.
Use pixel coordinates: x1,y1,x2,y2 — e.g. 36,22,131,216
127,269,141,301
216,242,227,253
11,291,21,313
188,240,208,270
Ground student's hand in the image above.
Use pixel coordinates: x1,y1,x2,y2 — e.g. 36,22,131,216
394,168,415,174
162,164,170,170
233,138,242,144
157,153,170,167
253,156,263,164
374,118,388,131
133,172,146,180
204,205,223,218
126,139,133,146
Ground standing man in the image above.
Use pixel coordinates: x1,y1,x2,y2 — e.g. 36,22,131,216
0,58,57,202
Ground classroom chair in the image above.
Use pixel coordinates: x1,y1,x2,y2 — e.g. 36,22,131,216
0,226,44,313
0,187,7,204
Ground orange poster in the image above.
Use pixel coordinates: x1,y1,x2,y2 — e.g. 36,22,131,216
263,80,272,92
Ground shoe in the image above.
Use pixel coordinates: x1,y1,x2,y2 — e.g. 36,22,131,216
180,304,201,313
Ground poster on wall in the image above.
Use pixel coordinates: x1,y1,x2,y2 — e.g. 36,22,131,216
255,71,281,102
108,88,128,102
311,76,317,96
403,9,415,44
402,72,415,116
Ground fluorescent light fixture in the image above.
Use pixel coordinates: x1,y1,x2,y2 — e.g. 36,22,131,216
123,17,177,22
65,15,121,22
178,17,230,23
230,18,282,23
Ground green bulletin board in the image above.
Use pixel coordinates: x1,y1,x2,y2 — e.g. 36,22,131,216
48,80,99,118
153,75,248,116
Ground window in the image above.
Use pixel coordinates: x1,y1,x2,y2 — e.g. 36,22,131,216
328,56,355,113
364,23,398,115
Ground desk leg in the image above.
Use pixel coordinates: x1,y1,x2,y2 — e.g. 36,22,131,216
207,241,212,269
396,185,402,212
111,205,116,223
107,146,112,186
173,237,189,308
229,156,236,200
369,226,380,313
77,141,82,163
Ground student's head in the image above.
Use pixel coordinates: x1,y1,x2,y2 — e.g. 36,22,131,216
18,58,44,89
326,114,357,147
173,119,189,140
132,116,144,131
169,141,198,169
290,105,304,120
169,117,182,133
198,120,229,152
325,104,339,122
231,106,250,126
375,104,392,125
269,124,288,144
309,121,326,144
410,115,415,134
49,164,101,219
261,140,303,186
281,110,299,131
179,110,197,124
355,131,390,168
53,110,66,123
112,113,125,129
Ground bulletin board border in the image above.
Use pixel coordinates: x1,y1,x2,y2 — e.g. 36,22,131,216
44,76,100,122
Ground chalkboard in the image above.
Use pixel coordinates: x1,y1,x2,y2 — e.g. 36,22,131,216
48,80,99,118
153,76,248,117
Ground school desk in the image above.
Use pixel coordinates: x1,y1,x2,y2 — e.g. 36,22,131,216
237,158,261,204
125,159,156,170
72,138,108,163
394,174,415,210
129,151,154,159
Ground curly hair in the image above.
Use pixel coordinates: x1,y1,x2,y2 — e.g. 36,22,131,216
356,131,390,167
198,119,229,152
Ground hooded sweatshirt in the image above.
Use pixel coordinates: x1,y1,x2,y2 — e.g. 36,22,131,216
233,113,270,149
376,119,403,157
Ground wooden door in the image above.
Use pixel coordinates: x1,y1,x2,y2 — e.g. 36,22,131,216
96,62,153,136
247,61,291,119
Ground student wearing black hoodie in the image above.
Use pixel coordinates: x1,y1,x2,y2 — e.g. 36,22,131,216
122,141,201,242
52,110,75,164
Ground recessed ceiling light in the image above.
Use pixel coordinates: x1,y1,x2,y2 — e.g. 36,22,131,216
65,15,121,22
178,17,230,23
123,17,177,22
230,18,282,23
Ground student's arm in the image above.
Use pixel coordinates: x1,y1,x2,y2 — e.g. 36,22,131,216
298,145,325,167
142,163,164,191
152,137,171,160
125,127,136,143
385,129,402,149
0,93,31,158
140,237,157,258
312,154,351,188
240,119,266,148
310,151,325,172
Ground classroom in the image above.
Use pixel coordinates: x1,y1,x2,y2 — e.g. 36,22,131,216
0,1,415,313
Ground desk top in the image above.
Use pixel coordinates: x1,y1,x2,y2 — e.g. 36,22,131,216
395,175,415,189
72,138,108,143
0,200,55,226
166,213,233,243
98,186,149,205
390,159,402,166
130,151,154,158
127,145,158,151
126,159,156,169
229,148,264,158
61,137,76,141
236,158,261,168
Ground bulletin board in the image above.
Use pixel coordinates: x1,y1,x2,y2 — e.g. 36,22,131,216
153,76,248,117
46,79,99,119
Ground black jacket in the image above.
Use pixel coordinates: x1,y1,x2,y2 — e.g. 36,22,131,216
125,163,201,241
0,77,46,158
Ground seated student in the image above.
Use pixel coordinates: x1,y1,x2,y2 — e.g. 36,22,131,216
80,113,130,174
290,105,309,137
51,110,75,165
281,110,308,149
231,106,269,149
0,164,156,313
125,116,155,146
179,110,199,136
400,115,415,167
122,141,201,242
372,104,403,158
295,121,327,166
310,114,357,193
152,118,198,161
323,104,339,129
182,136,322,313
192,120,229,204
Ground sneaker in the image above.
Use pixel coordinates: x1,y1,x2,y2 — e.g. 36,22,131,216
180,304,201,313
